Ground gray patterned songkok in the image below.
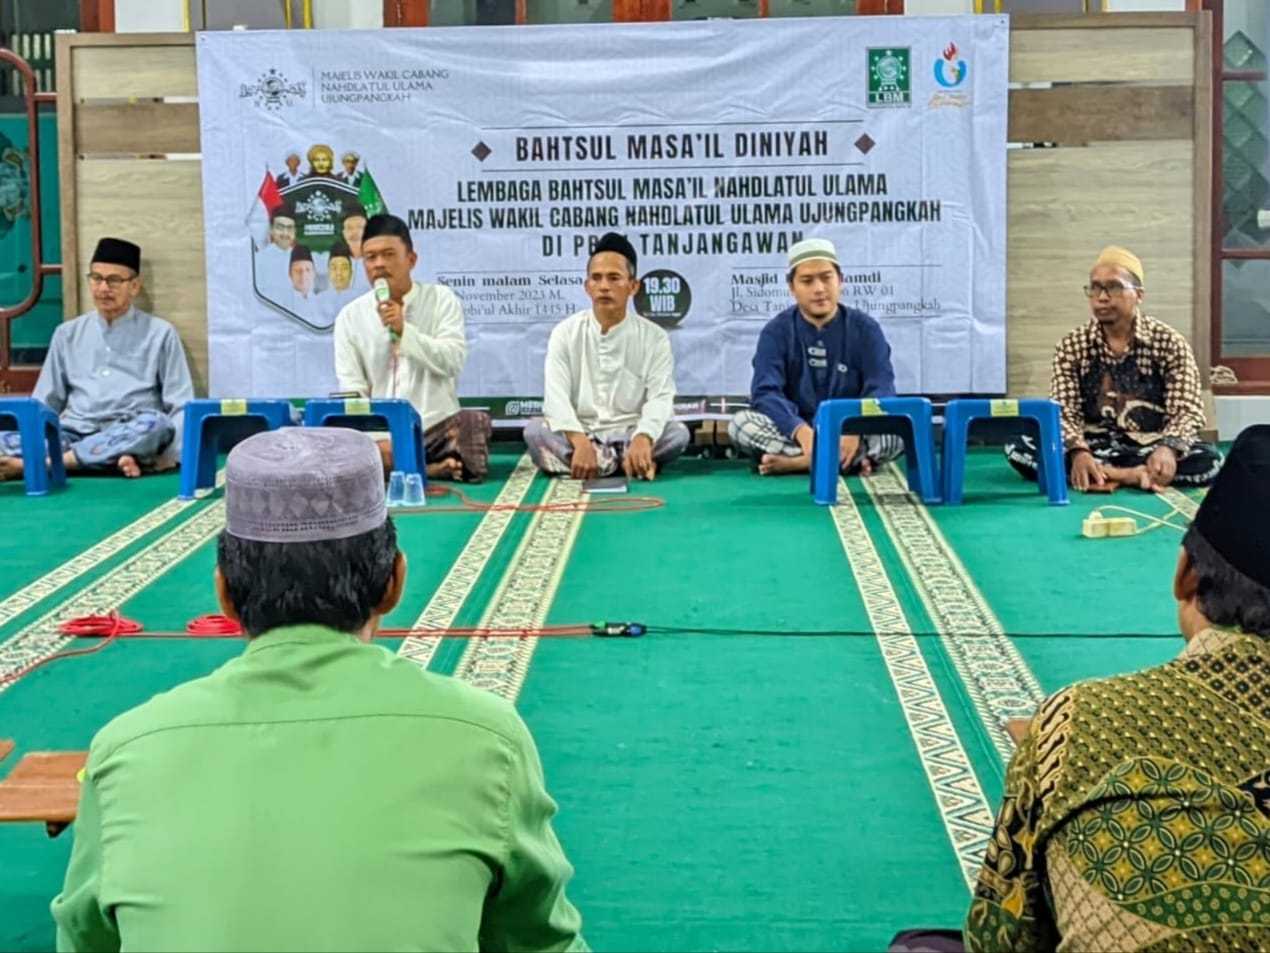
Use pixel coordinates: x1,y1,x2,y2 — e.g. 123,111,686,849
225,428,386,543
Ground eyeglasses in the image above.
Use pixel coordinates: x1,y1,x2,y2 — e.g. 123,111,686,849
1083,281,1139,299
86,273,134,289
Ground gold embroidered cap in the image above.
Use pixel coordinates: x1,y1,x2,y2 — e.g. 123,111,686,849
1093,245,1144,286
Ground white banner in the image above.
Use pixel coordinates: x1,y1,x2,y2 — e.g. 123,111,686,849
196,16,1008,403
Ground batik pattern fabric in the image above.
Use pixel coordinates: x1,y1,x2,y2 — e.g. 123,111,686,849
1050,314,1206,456
966,628,1270,952
727,409,904,472
1004,432,1223,488
0,410,174,471
425,409,492,482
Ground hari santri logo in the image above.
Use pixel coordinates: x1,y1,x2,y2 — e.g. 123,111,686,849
867,48,911,108
240,68,307,110
934,43,968,88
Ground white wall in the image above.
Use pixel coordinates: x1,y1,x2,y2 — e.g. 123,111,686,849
904,0,974,14
1102,0,1186,11
1216,397,1270,439
312,0,383,29
113,0,383,33
116,0,185,32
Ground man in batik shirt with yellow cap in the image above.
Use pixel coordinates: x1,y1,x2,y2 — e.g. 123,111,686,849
967,424,1270,951
52,427,586,952
1005,245,1221,491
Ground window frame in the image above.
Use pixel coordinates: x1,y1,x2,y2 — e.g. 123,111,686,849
383,1,900,28
1205,0,1270,392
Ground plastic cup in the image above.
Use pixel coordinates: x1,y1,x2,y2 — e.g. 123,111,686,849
387,470,406,507
404,472,425,507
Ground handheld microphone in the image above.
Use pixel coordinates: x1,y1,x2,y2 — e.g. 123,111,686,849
373,278,399,341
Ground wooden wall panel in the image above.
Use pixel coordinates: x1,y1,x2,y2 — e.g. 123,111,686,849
74,159,209,394
74,102,200,156
1006,140,1194,396
70,43,197,100
1010,27,1193,84
1008,85,1192,144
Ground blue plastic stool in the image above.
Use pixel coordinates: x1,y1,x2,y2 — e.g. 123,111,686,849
810,397,939,505
0,398,66,496
179,398,295,500
942,398,1068,506
302,398,426,479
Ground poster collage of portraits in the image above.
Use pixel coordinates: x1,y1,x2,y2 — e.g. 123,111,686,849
250,143,387,332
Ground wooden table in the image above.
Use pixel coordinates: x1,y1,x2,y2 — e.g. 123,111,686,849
0,750,88,837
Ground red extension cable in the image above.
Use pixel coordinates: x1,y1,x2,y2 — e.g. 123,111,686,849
0,613,632,690
0,611,141,689
186,614,244,636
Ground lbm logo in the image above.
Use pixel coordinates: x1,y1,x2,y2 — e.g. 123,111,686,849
867,48,911,108
934,43,968,88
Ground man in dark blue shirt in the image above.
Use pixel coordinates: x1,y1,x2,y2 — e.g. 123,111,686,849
729,238,901,475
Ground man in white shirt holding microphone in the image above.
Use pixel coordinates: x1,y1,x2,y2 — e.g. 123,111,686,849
333,213,490,481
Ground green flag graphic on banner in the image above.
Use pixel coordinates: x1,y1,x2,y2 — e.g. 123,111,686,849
357,168,386,217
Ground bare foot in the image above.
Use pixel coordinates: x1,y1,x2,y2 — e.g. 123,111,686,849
1104,464,1155,491
426,457,463,481
0,456,22,481
117,454,142,478
758,453,810,476
375,439,394,475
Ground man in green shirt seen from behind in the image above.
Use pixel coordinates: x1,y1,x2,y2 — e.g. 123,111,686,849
52,427,587,952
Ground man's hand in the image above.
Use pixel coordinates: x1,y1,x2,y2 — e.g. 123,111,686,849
793,423,814,459
568,434,599,480
1069,450,1107,492
1145,445,1178,489
839,434,861,470
377,299,405,338
623,434,657,481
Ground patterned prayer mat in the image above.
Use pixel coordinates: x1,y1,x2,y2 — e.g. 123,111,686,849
0,449,1198,951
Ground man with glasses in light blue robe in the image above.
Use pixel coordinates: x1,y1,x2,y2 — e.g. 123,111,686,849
0,237,194,481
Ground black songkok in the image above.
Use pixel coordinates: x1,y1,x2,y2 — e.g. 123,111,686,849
592,232,637,273
1191,424,1270,589
91,237,141,274
290,245,313,265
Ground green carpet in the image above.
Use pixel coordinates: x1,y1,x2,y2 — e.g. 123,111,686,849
524,460,974,951
0,470,189,610
925,452,1184,691
0,447,1198,951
